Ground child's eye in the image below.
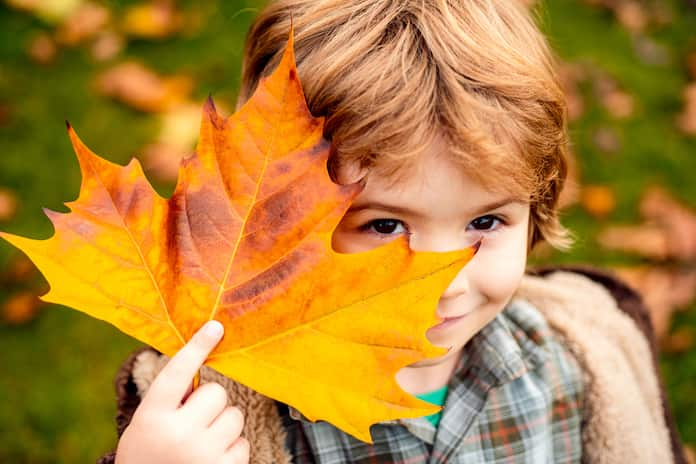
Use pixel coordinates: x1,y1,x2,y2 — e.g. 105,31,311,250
468,215,502,231
362,219,406,236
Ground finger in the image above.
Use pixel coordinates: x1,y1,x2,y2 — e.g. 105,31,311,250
181,381,229,426
180,380,194,405
208,406,245,448
144,320,224,409
221,437,250,464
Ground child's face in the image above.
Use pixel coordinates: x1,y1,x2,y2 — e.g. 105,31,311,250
332,140,531,365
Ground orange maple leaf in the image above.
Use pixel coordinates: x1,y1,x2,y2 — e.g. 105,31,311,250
0,33,476,442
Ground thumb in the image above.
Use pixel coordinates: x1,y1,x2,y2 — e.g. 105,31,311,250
146,320,225,408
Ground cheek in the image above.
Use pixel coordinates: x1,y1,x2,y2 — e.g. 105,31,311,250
473,229,528,306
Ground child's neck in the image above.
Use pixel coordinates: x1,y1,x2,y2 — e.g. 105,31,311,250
395,346,463,394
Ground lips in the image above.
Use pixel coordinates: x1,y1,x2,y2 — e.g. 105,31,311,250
430,313,469,330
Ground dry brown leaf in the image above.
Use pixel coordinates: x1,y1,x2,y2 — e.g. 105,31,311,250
28,33,57,64
615,1,648,33
640,186,696,260
593,71,635,119
0,188,18,222
91,31,124,62
661,327,695,354
140,143,183,181
633,36,670,66
142,102,206,181
581,185,616,218
5,0,83,23
687,51,696,80
685,445,696,464
603,90,635,119
651,3,673,28
598,187,696,262
0,104,9,127
122,0,183,39
559,147,580,209
677,83,696,136
557,63,587,122
579,0,672,33
55,1,111,46
614,266,696,339
598,224,669,260
2,291,44,325
0,254,38,284
95,61,194,112
593,127,621,153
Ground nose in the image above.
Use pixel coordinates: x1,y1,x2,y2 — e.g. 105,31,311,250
439,266,471,300
408,230,479,300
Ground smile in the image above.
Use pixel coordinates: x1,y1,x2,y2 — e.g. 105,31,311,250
430,313,470,331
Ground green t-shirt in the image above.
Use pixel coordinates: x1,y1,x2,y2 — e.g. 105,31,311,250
415,385,449,428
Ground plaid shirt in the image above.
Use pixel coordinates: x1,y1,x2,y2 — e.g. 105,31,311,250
278,298,584,463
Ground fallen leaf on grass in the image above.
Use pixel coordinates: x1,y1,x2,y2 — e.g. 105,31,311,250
581,185,616,218
677,83,696,136
95,61,193,112
28,33,57,64
614,1,648,33
614,266,696,339
640,187,696,260
0,104,10,127
579,0,665,33
599,187,696,261
558,147,580,209
557,62,587,122
55,1,111,46
122,0,183,39
602,90,635,119
593,72,635,119
0,188,18,222
91,31,124,62
2,291,44,325
598,224,669,260
633,36,670,66
1,32,477,442
687,51,696,80
5,0,83,23
661,327,695,354
685,445,696,464
0,254,38,285
593,126,621,153
141,102,204,181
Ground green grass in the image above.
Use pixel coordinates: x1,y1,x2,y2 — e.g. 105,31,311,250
1,0,695,461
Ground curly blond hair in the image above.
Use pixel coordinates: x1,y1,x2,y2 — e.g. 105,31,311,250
239,0,571,250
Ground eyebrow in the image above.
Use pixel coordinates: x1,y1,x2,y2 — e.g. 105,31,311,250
347,197,525,218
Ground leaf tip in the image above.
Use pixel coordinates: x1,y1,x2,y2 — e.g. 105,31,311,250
204,93,216,112
280,22,297,76
472,238,482,255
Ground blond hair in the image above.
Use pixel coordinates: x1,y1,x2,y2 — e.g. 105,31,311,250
239,0,571,249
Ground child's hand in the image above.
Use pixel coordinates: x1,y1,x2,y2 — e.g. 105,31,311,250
115,321,249,464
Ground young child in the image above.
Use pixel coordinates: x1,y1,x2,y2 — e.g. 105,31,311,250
103,1,686,463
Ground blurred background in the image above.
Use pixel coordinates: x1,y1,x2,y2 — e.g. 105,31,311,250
0,0,694,462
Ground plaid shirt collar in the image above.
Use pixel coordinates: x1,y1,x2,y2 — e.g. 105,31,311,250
287,299,550,452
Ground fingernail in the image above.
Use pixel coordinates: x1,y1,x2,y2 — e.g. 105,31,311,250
202,320,224,339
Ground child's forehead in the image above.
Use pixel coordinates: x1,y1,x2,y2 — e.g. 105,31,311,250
335,142,532,202
349,152,530,221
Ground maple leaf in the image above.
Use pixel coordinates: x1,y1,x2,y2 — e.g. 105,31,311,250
0,33,476,442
